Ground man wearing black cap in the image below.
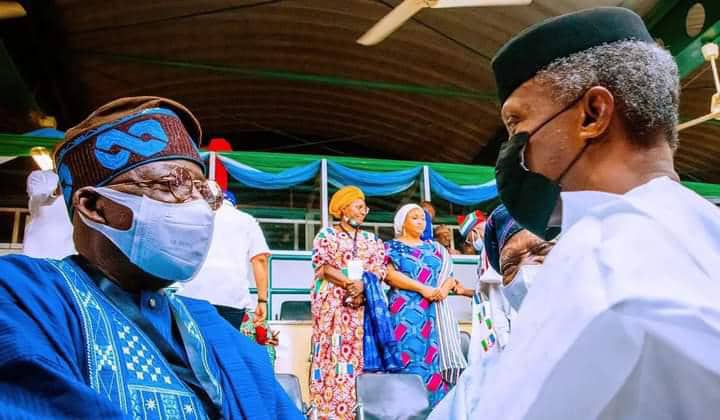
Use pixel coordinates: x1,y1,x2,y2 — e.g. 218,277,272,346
431,7,720,419
0,97,302,419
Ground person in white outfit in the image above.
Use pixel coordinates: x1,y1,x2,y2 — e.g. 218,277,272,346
22,170,75,259
177,191,271,327
431,7,720,420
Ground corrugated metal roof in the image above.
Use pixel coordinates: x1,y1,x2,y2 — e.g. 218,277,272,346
7,0,720,181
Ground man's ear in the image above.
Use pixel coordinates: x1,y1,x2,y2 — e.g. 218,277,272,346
74,187,107,224
579,86,615,142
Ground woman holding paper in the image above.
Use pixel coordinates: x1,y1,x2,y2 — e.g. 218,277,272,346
309,186,386,419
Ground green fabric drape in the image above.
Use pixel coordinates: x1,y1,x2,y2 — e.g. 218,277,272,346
683,181,720,199
0,134,62,157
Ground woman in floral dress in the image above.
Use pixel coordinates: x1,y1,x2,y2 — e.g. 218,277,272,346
310,186,386,419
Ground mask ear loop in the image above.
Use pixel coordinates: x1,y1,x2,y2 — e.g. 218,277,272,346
519,142,530,171
556,140,593,185
518,92,588,173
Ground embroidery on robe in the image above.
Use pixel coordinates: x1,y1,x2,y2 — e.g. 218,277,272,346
48,260,209,420
168,293,223,409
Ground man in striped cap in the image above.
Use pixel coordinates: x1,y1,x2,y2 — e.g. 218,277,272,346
0,96,301,419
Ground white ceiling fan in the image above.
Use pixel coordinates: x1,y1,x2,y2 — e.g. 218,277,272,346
0,1,26,20
678,42,720,131
357,0,532,46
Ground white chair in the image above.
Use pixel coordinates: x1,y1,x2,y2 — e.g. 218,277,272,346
276,373,317,419
355,373,430,420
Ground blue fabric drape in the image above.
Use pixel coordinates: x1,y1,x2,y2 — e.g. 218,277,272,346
23,128,65,138
218,155,320,190
421,209,434,241
210,154,500,204
362,272,403,373
429,168,498,205
327,161,421,197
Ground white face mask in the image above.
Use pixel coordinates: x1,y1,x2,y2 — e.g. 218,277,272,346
502,264,541,312
79,187,214,282
473,237,485,252
344,215,362,228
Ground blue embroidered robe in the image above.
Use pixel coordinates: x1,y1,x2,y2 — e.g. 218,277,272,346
0,255,302,420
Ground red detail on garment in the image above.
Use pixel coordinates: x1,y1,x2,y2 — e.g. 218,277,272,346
420,320,433,338
207,138,232,191
389,296,407,314
401,352,411,367
255,325,268,345
427,373,443,392
424,346,438,364
395,324,408,341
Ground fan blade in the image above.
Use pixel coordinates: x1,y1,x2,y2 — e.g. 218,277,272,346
0,2,26,20
677,113,720,131
433,0,532,8
357,0,427,46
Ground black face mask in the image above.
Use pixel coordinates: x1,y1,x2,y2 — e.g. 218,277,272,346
495,94,591,240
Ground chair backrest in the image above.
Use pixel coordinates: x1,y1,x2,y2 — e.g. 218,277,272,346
356,373,430,420
280,300,312,321
460,331,471,362
276,373,304,411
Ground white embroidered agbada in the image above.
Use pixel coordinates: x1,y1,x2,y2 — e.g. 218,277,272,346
468,253,511,366
430,177,720,420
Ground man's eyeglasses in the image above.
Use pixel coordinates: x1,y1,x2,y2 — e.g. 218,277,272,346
110,166,223,210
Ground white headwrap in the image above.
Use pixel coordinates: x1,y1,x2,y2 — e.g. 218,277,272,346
393,203,423,237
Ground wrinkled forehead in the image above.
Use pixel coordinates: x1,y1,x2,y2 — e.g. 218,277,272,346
500,230,537,260
500,78,557,122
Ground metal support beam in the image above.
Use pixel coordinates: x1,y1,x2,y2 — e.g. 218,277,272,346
208,151,216,181
11,210,20,244
321,159,329,228
422,165,431,202
648,0,720,78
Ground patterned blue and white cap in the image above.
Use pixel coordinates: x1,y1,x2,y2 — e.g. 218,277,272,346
54,96,205,208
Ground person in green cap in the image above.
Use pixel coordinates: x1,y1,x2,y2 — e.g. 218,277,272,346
430,7,720,419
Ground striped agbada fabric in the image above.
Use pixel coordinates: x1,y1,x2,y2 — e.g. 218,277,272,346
433,243,468,385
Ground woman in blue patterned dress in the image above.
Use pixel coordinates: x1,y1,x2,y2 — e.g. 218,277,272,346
384,204,456,406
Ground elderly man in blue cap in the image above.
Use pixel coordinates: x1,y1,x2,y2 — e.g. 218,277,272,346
433,7,720,420
0,97,302,419
431,205,554,419
468,205,553,362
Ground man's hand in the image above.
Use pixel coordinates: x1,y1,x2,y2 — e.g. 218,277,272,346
266,330,280,346
254,302,267,323
452,283,473,297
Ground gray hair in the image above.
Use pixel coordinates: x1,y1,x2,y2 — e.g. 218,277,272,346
535,40,679,147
